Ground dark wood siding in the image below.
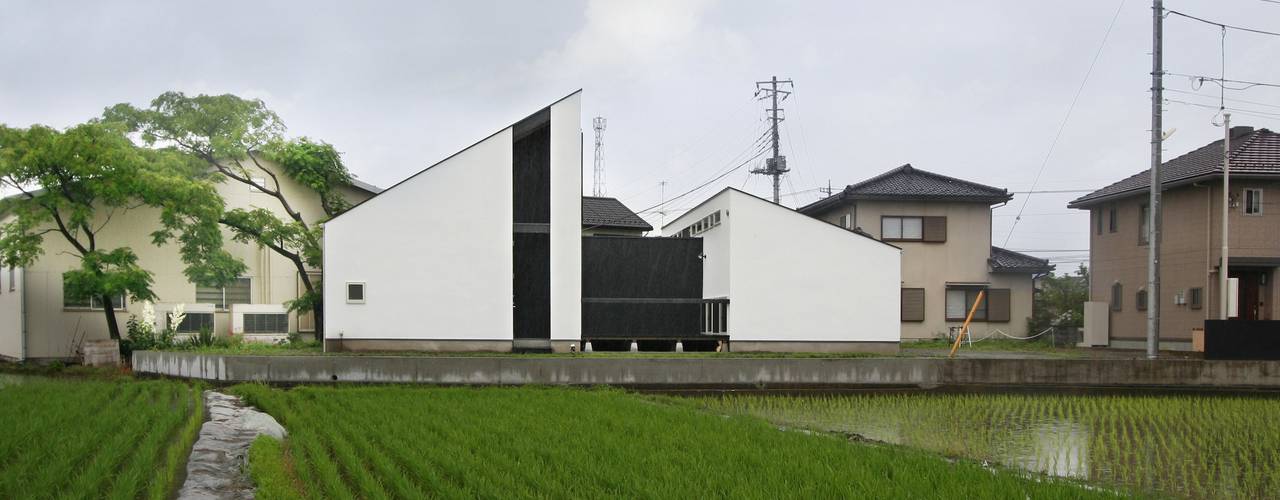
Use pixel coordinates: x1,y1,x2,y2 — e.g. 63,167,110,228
986,288,1011,322
922,216,947,242
901,288,926,322
513,233,550,340
512,121,552,341
512,125,550,224
581,236,703,339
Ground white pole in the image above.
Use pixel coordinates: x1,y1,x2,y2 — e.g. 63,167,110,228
1219,113,1232,319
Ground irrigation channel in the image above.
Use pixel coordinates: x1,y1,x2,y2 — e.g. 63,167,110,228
666,386,1280,499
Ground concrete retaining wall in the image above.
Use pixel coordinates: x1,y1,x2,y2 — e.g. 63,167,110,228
133,351,1280,389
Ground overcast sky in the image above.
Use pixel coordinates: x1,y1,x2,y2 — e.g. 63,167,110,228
4,0,1279,268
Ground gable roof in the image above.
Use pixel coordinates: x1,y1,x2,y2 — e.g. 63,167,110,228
1068,127,1280,208
330,89,582,222
582,196,652,231
663,187,899,249
798,164,1012,214
989,246,1054,274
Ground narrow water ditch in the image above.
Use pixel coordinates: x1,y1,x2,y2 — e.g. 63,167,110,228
178,391,286,500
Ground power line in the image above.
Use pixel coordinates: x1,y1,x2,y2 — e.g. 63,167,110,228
1002,0,1126,248
638,147,770,217
1164,98,1280,118
1165,88,1280,110
1165,8,1280,37
1166,72,1280,90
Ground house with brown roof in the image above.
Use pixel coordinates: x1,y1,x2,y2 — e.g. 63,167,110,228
1068,126,1280,350
800,164,1052,341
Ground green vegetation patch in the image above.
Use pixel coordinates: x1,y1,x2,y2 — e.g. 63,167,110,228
701,392,1280,499
232,384,1112,499
0,377,203,499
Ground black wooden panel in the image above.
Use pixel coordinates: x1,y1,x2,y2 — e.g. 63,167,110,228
513,125,550,224
582,237,702,299
583,302,701,339
1204,320,1280,360
581,236,704,339
513,233,550,340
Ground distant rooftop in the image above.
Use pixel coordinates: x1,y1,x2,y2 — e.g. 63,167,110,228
1069,127,1280,208
582,196,652,231
799,164,1012,214
989,246,1054,274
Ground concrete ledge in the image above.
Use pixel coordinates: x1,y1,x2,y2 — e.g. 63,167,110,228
133,351,1280,388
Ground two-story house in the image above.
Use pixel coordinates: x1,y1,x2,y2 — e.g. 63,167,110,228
0,159,379,361
1068,126,1280,350
799,164,1052,341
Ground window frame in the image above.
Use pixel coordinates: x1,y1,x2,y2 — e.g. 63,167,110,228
1189,287,1203,310
249,177,268,193
346,281,366,304
880,216,924,242
63,290,127,311
1108,206,1118,233
1244,188,1263,216
1136,289,1148,312
944,287,988,322
1095,208,1103,235
174,312,216,334
1138,203,1150,246
196,276,253,310
1110,282,1123,312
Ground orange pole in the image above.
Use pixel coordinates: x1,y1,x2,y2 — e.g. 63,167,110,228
949,290,986,358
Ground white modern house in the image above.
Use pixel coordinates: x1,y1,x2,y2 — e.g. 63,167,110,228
663,188,902,353
323,91,583,352
324,91,902,353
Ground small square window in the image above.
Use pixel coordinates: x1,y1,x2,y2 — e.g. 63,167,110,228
249,177,268,192
346,282,366,303
1189,287,1203,310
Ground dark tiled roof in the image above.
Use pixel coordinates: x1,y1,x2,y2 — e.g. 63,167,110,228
798,164,1012,214
989,246,1054,274
1069,127,1280,208
583,196,652,231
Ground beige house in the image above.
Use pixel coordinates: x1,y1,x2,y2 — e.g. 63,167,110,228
800,164,1052,341
1068,126,1280,350
0,159,378,361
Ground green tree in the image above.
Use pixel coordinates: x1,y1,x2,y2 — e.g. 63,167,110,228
1029,264,1089,335
0,121,245,340
106,92,356,332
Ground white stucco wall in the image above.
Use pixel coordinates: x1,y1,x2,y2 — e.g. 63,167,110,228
549,94,582,341
0,268,24,360
324,129,515,341
664,189,901,343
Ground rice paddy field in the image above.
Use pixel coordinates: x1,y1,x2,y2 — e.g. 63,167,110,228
698,391,1280,499
0,377,203,499
231,384,1115,499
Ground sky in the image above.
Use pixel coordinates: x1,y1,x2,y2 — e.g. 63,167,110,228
3,0,1280,270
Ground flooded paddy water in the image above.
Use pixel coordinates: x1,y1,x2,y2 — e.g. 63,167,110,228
686,388,1280,499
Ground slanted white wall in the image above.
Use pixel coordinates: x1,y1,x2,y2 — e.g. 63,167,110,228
664,189,901,344
549,94,582,341
324,129,515,341
0,268,24,360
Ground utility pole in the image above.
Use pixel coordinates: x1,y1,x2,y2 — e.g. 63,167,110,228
592,117,607,197
659,181,667,228
751,76,793,203
819,180,835,197
1146,0,1164,359
1220,112,1232,320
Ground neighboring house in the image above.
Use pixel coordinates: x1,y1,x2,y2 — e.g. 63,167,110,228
0,160,379,361
799,164,1052,341
662,188,902,353
1068,126,1280,350
582,196,652,236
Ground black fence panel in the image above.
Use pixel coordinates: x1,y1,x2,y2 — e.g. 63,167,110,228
513,233,550,340
582,236,703,339
1204,320,1280,360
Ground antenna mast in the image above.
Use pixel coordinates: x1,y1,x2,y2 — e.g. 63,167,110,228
592,116,607,197
751,75,793,204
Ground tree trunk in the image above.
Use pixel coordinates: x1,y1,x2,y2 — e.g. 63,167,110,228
101,294,121,340
299,271,323,338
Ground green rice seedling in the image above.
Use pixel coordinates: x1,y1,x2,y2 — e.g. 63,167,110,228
234,385,1116,499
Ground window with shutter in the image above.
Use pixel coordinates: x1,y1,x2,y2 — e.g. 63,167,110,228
945,287,987,321
986,288,1011,322
922,216,947,242
901,288,926,322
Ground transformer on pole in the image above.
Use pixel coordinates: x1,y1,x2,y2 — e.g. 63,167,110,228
751,76,793,204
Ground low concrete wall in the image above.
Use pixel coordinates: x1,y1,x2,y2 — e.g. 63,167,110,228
133,351,1280,389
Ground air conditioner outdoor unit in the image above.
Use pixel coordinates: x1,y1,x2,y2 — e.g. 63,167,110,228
230,303,291,342
154,303,217,336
